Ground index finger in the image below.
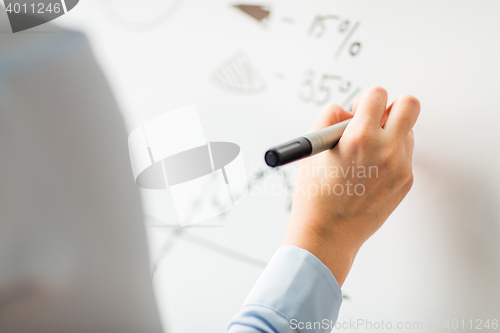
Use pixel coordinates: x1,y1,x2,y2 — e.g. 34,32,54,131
309,103,353,132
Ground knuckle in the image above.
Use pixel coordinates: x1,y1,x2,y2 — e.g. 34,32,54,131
395,160,413,188
377,143,414,187
379,147,398,172
346,126,373,149
385,156,399,174
403,174,414,192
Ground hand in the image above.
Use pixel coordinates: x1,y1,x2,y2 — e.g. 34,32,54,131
284,86,420,287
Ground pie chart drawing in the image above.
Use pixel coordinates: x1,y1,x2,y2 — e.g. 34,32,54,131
4,0,79,33
128,105,248,227
233,4,270,26
211,51,267,94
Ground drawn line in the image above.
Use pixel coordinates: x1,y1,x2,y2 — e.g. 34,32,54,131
102,0,184,32
151,229,185,277
222,66,237,87
326,74,343,81
274,72,286,80
321,15,340,21
231,54,249,86
150,223,268,276
151,225,351,297
308,15,340,37
182,233,268,268
334,21,360,59
281,17,295,24
238,52,259,87
211,51,266,94
181,172,217,226
341,87,361,109
227,54,244,85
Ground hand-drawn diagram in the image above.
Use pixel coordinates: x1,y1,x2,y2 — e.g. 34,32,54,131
233,4,271,27
308,14,362,58
248,165,294,212
150,164,295,276
224,7,363,107
128,105,248,227
210,51,267,94
102,0,183,31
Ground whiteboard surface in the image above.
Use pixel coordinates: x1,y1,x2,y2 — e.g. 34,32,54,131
56,1,500,331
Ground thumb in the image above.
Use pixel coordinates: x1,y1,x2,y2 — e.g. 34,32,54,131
309,103,353,133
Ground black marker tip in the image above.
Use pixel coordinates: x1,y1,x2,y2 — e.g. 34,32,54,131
265,150,279,167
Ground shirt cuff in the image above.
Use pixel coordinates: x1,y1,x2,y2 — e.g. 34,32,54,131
228,245,342,333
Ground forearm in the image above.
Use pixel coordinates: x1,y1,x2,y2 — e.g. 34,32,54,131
283,222,359,287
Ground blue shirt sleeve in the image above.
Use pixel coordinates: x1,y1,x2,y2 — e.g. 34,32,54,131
227,245,343,333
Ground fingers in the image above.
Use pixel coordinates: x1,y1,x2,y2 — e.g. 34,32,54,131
352,96,389,127
380,101,392,128
309,103,353,132
352,97,360,113
350,86,388,129
384,94,420,141
314,89,419,146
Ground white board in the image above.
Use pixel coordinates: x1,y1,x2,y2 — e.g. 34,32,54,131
56,1,500,332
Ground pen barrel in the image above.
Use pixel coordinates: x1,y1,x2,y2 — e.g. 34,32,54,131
303,118,351,155
265,137,312,167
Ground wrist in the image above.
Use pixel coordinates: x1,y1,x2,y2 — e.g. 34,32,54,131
284,220,361,287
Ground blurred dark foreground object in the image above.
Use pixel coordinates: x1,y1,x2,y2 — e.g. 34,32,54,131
0,8,164,333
